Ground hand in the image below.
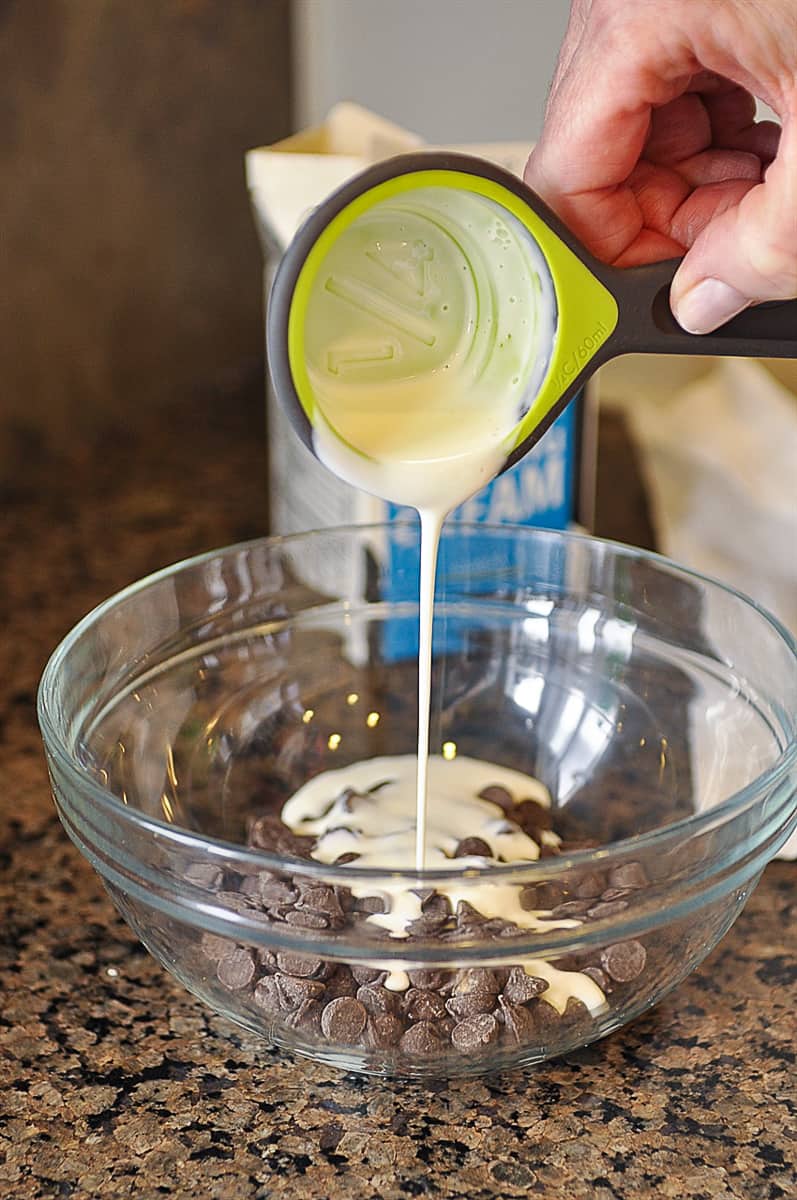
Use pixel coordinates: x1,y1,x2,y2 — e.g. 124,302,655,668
524,0,797,333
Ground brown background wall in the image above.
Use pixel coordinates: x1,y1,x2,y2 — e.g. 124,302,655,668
0,0,292,452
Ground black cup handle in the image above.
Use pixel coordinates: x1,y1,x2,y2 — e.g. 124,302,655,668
598,258,797,360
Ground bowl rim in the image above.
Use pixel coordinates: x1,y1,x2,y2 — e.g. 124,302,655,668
37,522,797,882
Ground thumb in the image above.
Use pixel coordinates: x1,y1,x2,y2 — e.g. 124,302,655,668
671,113,797,334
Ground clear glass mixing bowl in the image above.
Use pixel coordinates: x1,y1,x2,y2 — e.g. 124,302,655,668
38,525,797,1077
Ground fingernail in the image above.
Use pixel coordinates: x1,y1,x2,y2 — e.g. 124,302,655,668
673,278,750,334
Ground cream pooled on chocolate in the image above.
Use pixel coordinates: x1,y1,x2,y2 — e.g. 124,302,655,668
281,754,606,1014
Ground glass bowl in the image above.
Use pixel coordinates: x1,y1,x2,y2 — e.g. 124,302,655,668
38,525,797,1078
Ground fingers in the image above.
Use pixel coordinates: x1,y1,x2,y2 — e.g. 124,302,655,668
619,167,759,265
644,95,712,165
643,92,772,176
526,0,797,305
718,120,782,163
669,178,758,247
614,230,685,267
674,149,761,187
671,114,797,331
701,84,781,162
627,160,690,232
526,8,694,200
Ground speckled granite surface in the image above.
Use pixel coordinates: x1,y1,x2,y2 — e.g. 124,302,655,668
1,378,795,1200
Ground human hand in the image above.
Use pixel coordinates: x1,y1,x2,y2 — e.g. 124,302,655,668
525,0,797,333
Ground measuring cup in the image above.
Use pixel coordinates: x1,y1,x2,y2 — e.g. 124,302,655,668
267,152,797,473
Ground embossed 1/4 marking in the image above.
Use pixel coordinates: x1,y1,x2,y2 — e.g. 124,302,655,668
324,274,438,347
326,341,397,375
365,239,434,299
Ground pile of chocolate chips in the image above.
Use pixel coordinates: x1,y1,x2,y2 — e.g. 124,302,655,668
195,782,650,1058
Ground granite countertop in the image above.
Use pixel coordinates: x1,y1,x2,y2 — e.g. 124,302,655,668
1,376,795,1200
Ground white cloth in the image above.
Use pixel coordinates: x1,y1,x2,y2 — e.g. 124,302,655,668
619,358,797,858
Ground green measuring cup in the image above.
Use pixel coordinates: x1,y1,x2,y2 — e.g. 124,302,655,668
268,152,797,473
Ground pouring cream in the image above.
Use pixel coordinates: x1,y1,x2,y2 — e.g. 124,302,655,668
275,182,604,1013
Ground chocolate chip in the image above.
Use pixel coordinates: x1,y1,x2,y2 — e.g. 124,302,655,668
550,900,592,917
351,965,384,985
324,966,357,1000
247,814,281,848
362,1012,404,1049
398,1021,443,1057
526,881,567,910
498,998,536,1043
239,875,263,900
402,988,447,1022
502,967,549,1004
407,968,449,991
477,784,514,813
563,997,591,1025
601,940,647,982
407,916,448,937
453,837,493,858
296,884,344,924
514,799,553,832
481,918,512,938
559,838,600,852
335,852,360,865
258,877,298,908
320,996,368,1043
354,894,388,915
420,891,451,920
200,932,230,961
450,1013,499,1053
498,923,526,939
445,991,495,1019
586,899,629,919
534,999,562,1033
284,909,329,929
582,966,609,991
216,890,255,913
455,900,488,928
574,872,605,899
453,968,500,997
216,948,255,991
356,984,399,1016
253,976,282,1016
277,975,325,1008
275,952,323,978
608,862,648,890
184,862,224,890
285,999,323,1034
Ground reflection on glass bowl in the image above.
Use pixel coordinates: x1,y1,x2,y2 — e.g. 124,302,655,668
38,525,797,1077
